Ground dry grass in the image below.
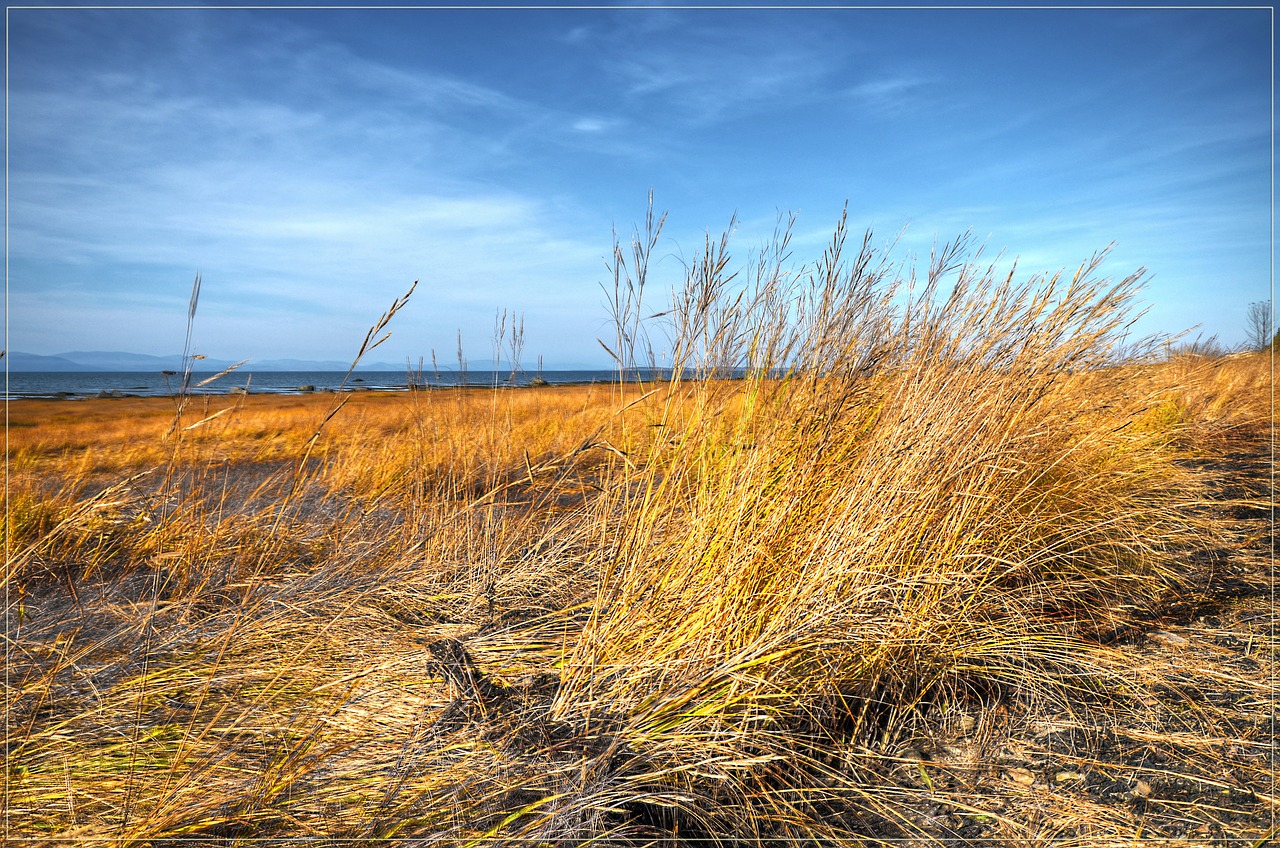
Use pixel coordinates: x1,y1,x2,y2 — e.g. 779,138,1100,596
5,210,1275,846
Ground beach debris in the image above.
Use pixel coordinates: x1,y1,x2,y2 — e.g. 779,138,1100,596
1147,630,1189,647
427,638,509,715
1005,767,1037,786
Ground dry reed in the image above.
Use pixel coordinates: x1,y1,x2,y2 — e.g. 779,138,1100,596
4,207,1273,845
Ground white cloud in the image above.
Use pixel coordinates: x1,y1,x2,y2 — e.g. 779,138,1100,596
562,25,594,45
7,32,616,363
8,7,1269,357
846,76,931,113
571,117,616,133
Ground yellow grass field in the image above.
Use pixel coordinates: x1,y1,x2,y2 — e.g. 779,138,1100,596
5,218,1275,845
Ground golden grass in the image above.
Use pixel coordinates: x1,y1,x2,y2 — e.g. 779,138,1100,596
5,211,1274,845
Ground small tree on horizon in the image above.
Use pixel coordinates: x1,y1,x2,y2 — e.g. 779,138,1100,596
1244,301,1273,351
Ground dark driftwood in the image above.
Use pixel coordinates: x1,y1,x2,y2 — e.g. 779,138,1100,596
427,638,509,711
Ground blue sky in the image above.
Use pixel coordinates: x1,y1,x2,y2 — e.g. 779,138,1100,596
6,4,1272,368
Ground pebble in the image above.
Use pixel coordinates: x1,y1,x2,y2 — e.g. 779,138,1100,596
1005,767,1036,786
1147,630,1189,647
1055,770,1084,783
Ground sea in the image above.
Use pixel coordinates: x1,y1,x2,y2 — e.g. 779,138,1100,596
3,369,677,400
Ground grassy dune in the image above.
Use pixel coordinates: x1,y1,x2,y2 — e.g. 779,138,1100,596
5,215,1274,845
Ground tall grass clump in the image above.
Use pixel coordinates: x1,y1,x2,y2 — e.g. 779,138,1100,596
544,208,1226,838
6,205,1265,845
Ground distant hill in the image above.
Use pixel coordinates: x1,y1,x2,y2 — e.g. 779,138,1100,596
4,351,93,371
3,350,549,373
52,351,202,371
5,350,608,373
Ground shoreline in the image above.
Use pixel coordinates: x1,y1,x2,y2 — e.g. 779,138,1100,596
3,368,694,400
4,377,646,401
4,381,631,418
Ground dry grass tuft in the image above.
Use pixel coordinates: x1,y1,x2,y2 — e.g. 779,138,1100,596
5,207,1273,845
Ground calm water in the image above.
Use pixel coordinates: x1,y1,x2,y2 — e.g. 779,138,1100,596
4,369,675,400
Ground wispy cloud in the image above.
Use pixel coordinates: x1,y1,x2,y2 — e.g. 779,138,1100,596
7,14,617,362
571,117,618,134
8,6,1269,359
611,51,840,126
844,76,933,115
583,12,854,127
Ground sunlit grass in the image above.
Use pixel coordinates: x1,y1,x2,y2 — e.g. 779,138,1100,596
5,209,1273,844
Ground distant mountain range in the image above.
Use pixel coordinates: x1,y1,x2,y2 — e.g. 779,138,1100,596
2,350,599,372
3,350,406,372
